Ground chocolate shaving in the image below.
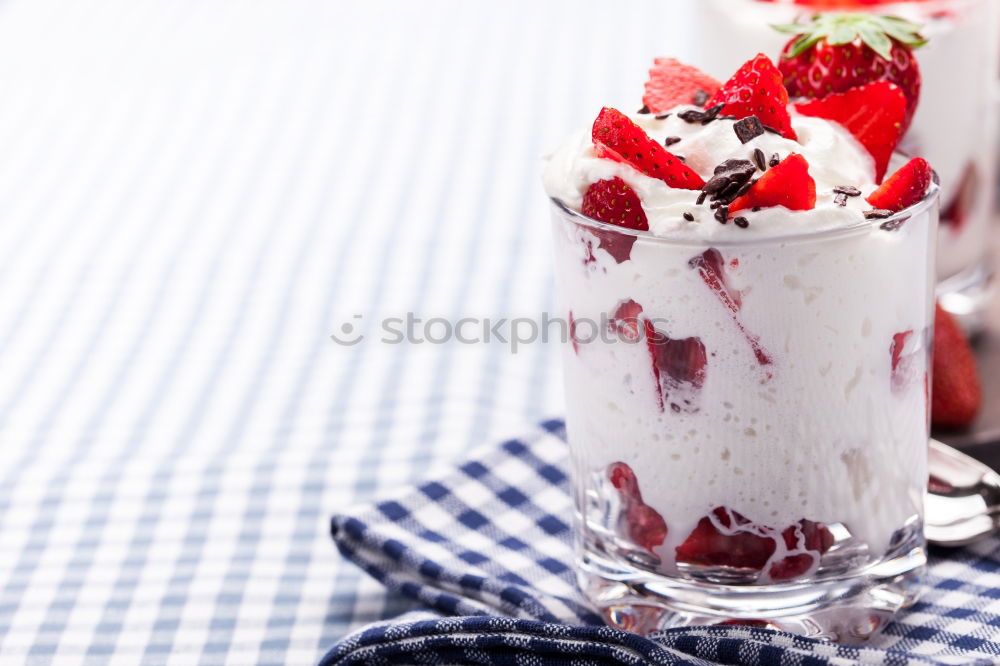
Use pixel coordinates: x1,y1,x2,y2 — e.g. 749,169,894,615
864,209,893,219
736,180,753,198
880,216,909,231
834,193,848,207
703,175,729,196
678,109,706,123
753,148,767,171
701,104,724,124
752,206,761,212
833,185,862,197
769,153,780,168
692,89,710,106
719,179,742,200
683,212,694,222
733,216,750,229
678,103,725,125
664,136,682,147
696,191,707,205
714,206,729,224
733,115,765,144
699,159,757,208
637,105,651,114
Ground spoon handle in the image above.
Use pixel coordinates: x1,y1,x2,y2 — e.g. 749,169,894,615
926,439,1000,547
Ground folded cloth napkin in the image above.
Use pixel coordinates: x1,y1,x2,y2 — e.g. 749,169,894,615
326,420,1000,665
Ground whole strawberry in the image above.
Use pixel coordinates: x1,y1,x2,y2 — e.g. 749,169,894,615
775,14,925,134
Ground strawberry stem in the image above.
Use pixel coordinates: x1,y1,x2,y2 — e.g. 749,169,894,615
772,13,926,60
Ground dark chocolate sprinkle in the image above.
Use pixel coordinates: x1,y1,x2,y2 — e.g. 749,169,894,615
701,104,724,124
733,216,750,229
678,109,707,123
769,153,780,168
664,136,682,147
637,105,651,114
834,192,848,207
713,159,754,177
864,209,893,219
719,179,742,200
692,89,710,106
703,175,729,195
714,206,729,224
678,104,724,125
880,216,910,231
655,112,672,120
683,212,694,222
833,185,862,197
733,115,765,144
753,148,767,171
710,200,722,209
752,206,761,212
696,191,707,205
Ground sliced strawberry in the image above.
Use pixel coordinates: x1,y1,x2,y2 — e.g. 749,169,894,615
608,462,668,552
581,178,646,264
728,153,816,214
769,520,834,580
609,299,643,342
644,319,707,414
675,507,776,570
890,330,914,394
689,249,773,369
941,162,978,231
932,303,981,428
643,58,722,114
706,54,797,141
776,13,924,134
794,82,906,183
866,157,932,212
689,248,741,313
592,107,705,190
794,519,835,553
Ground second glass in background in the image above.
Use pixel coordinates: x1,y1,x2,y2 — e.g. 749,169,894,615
693,0,999,327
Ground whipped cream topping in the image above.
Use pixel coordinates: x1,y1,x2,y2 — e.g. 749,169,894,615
543,107,880,239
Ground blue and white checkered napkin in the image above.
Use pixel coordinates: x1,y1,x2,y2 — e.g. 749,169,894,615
326,420,1000,665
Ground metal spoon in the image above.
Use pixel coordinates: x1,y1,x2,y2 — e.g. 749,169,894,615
926,439,1000,546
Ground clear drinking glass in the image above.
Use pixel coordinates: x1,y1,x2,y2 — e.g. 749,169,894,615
691,0,998,329
549,180,939,642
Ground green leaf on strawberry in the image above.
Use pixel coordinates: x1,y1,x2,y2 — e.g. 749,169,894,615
775,13,924,134
773,13,926,60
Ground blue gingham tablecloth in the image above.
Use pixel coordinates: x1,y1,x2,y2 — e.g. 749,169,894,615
0,0,710,663
327,421,1000,666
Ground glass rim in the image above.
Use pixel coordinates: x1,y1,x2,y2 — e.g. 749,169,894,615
550,174,939,249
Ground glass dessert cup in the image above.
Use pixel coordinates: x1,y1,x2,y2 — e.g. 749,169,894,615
691,0,998,331
549,182,939,643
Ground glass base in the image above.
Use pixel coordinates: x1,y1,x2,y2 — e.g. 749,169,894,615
937,258,994,336
577,523,926,644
